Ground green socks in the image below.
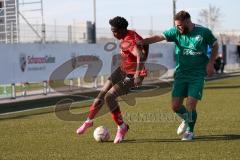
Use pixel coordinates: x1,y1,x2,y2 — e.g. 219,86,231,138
175,105,188,121
187,110,197,132
175,105,197,132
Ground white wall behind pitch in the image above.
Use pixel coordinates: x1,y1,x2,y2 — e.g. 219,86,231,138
0,43,176,84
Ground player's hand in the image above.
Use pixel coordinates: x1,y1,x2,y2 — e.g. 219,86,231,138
134,74,142,87
207,62,214,77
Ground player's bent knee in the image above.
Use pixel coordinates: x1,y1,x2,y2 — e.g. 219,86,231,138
171,103,182,112
172,97,184,112
104,92,116,104
93,98,104,107
172,106,180,112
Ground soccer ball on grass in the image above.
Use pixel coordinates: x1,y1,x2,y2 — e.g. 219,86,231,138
93,126,110,142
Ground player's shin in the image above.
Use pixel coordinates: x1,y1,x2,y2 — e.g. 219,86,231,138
187,110,197,132
111,107,124,126
87,92,106,120
87,103,102,120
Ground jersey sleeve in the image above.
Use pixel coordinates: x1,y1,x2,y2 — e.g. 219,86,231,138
204,28,217,47
162,27,177,42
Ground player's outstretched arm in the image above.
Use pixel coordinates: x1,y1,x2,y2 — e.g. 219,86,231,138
139,35,166,45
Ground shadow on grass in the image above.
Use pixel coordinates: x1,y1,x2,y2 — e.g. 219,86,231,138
122,134,240,143
194,134,240,141
204,85,240,90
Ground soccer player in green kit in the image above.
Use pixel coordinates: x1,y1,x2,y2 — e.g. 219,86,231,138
138,10,218,140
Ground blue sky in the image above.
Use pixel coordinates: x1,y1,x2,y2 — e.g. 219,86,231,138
42,0,239,31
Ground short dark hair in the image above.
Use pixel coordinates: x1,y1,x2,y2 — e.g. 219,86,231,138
174,10,191,21
109,16,128,29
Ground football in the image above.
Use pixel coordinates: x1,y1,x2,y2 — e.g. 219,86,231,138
93,126,110,142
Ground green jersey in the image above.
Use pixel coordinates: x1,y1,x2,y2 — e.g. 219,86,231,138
163,24,217,78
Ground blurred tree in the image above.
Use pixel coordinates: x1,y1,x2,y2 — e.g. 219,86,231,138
198,4,221,31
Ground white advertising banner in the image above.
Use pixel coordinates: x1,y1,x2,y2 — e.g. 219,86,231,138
147,43,175,69
0,43,175,84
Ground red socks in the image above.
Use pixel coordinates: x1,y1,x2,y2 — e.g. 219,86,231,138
87,104,101,120
111,107,124,126
88,104,124,126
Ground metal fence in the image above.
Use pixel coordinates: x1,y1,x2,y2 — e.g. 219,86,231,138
0,22,165,43
18,23,89,43
1,22,239,44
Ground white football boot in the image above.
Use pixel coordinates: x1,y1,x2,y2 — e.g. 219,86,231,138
181,131,194,141
177,121,189,135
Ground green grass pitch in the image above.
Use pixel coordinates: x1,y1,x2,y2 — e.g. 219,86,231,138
0,76,240,160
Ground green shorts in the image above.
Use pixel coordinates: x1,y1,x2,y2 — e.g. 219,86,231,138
172,77,205,100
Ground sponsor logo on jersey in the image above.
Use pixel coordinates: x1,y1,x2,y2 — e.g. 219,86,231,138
195,35,203,42
183,49,202,56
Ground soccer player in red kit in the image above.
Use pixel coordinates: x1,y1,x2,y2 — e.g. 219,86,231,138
76,16,148,143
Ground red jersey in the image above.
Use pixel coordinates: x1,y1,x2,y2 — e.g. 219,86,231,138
120,30,147,76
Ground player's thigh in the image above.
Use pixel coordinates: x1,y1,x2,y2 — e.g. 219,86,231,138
95,80,113,101
107,77,135,98
188,78,205,100
100,80,113,92
108,67,125,85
